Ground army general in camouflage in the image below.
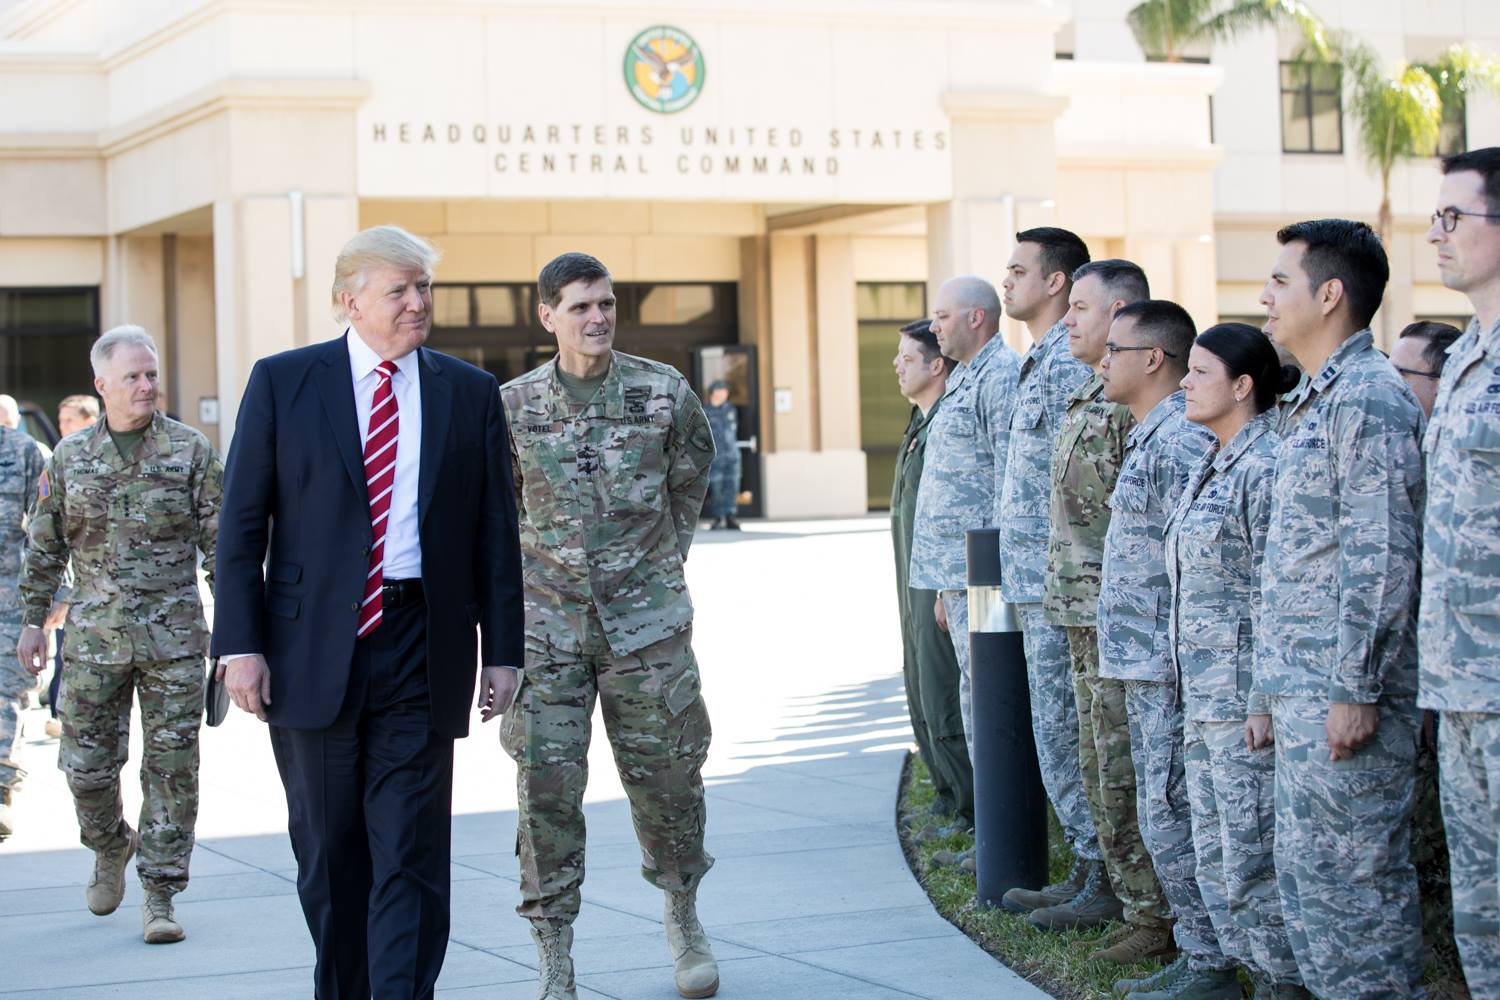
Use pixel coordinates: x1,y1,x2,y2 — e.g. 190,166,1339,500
1096,301,1231,1000
991,229,1107,922
1420,148,1500,996
1257,220,1425,999
1041,260,1173,961
1166,325,1305,997
0,419,46,839
18,326,220,947
500,252,718,1000
908,275,1020,756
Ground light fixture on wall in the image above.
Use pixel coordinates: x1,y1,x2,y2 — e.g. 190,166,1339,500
289,189,306,280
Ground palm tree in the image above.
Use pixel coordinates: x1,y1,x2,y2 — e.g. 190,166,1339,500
1126,0,1327,63
1315,41,1500,245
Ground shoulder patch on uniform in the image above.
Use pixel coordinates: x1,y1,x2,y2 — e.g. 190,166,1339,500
37,468,49,501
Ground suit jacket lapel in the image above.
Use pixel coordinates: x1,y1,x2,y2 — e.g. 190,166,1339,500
417,346,451,526
315,334,368,507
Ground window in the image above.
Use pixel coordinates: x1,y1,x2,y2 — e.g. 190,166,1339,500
1436,95,1466,158
856,282,927,511
427,281,736,387
0,287,99,429
1280,61,1343,154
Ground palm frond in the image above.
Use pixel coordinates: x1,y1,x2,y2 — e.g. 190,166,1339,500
1202,0,1328,58
1347,62,1441,177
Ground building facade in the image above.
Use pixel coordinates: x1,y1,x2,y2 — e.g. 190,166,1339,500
0,0,1491,515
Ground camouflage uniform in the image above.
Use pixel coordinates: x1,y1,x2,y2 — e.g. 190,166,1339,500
1044,373,1168,930
892,400,973,821
909,334,1021,755
19,412,220,895
1258,329,1425,998
703,399,740,521
500,352,715,923
0,425,46,800
1099,390,1224,970
999,321,1099,862
1165,410,1301,986
1419,314,1500,994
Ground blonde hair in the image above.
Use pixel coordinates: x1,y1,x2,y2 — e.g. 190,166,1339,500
331,225,441,323
91,325,158,376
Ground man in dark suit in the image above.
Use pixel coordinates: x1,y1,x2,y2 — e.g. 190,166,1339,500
212,225,523,1000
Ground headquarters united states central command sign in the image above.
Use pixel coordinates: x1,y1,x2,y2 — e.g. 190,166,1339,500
624,26,705,113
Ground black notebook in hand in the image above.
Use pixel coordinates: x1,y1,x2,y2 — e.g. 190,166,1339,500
204,660,229,727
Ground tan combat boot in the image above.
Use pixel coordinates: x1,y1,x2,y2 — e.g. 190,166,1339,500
1000,856,1095,914
664,888,719,998
141,889,186,944
1093,922,1177,966
1029,862,1124,930
529,919,578,1000
86,825,138,916
0,786,14,839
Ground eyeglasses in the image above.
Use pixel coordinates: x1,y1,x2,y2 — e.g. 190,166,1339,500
1431,207,1500,233
1104,343,1177,358
1394,365,1440,380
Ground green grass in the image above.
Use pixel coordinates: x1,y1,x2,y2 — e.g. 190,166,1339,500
900,754,1472,1000
899,754,1169,1000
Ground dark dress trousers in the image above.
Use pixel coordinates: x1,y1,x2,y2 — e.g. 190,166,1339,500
212,335,523,999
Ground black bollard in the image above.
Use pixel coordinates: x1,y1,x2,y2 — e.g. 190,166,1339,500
967,527,1048,906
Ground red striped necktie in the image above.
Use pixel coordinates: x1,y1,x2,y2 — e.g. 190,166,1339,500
358,359,400,638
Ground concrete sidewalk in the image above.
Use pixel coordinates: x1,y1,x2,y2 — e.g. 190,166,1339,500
0,518,1046,999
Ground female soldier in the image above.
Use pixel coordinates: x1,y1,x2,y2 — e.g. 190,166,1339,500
1165,323,1305,999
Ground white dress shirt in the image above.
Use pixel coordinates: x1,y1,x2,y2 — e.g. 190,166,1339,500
347,327,423,580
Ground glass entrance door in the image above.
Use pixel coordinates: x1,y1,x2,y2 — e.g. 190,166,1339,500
691,345,761,519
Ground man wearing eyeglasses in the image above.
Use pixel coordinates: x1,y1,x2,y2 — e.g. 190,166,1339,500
1095,300,1226,999
1393,321,1461,419
1419,146,1500,996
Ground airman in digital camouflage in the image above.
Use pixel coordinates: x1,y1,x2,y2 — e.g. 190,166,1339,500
1096,301,1230,1000
988,229,1107,925
1257,220,1425,999
17,326,220,946
499,252,718,1000
0,419,46,839
1392,319,1465,987
1039,260,1171,962
1420,148,1500,996
1167,324,1306,998
908,275,1020,758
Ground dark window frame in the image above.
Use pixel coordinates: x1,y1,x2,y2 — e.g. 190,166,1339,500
0,285,101,336
1279,60,1344,155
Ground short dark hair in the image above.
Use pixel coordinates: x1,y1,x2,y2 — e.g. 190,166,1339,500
1016,227,1091,288
900,318,955,374
1071,259,1150,305
1275,218,1390,330
1195,323,1302,414
1399,320,1463,375
1441,147,1500,216
1113,299,1196,371
538,252,611,307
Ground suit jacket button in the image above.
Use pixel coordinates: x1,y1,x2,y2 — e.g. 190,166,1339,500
362,545,370,555
349,602,360,612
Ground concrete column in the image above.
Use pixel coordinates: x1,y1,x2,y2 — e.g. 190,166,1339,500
760,233,869,518
212,195,356,449
928,95,1067,354
173,235,221,446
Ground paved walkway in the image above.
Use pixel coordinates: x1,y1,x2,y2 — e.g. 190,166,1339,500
0,517,1045,999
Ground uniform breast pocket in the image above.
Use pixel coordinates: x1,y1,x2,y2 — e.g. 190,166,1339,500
1454,420,1500,477
605,424,667,512
1012,402,1044,433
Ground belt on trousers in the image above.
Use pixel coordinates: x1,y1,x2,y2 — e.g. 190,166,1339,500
381,578,424,609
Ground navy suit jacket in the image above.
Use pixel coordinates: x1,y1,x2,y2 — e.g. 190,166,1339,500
211,334,524,739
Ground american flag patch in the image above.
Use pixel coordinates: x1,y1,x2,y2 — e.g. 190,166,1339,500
36,469,49,501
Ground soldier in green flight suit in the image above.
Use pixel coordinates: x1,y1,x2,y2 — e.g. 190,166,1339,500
889,318,972,824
